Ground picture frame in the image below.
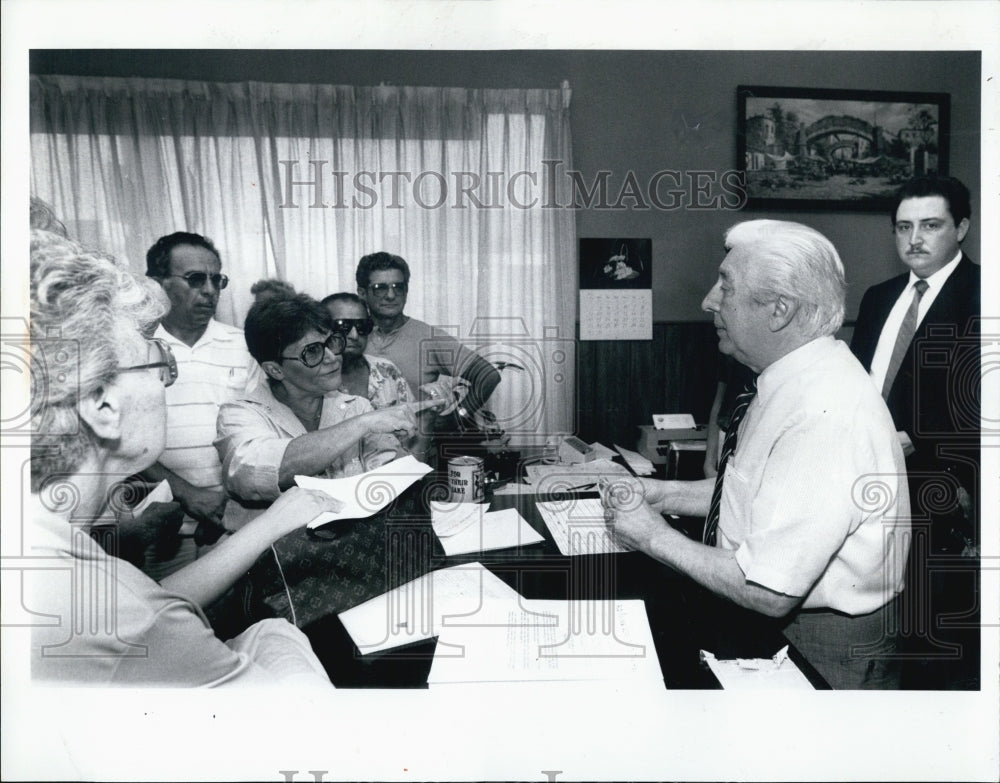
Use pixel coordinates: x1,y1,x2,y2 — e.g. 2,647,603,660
737,85,950,211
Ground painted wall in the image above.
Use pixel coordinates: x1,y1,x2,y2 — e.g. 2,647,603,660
32,49,981,322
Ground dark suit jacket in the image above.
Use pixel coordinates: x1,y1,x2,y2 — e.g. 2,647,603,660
851,254,981,494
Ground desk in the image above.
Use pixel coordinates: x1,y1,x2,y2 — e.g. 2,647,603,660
244,476,829,689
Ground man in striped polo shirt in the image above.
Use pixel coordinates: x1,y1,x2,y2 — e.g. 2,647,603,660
141,232,254,579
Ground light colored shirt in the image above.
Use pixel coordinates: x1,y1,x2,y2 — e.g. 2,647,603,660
154,319,254,501
717,336,910,615
26,496,330,687
215,379,402,530
868,250,962,392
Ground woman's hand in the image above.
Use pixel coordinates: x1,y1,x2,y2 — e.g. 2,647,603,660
261,486,345,535
363,400,445,440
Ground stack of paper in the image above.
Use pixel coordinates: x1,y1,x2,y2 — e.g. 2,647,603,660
535,497,632,556
430,500,544,556
295,455,432,528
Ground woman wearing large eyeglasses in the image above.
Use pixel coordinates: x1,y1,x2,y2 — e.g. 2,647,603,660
215,291,443,531
28,229,343,685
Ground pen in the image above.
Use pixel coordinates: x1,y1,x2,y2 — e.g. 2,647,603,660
566,482,596,491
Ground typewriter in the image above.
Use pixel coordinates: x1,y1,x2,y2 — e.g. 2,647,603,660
637,414,706,466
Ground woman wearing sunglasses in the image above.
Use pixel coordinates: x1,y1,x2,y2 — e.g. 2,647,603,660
215,291,444,531
28,230,342,685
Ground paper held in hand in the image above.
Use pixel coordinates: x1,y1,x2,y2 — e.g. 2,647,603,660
295,455,432,528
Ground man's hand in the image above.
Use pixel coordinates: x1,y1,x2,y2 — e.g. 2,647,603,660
418,376,471,416
176,484,228,526
602,495,671,552
600,475,669,515
897,430,916,458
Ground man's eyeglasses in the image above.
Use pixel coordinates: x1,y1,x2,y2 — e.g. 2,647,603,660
167,272,230,290
368,282,407,297
118,338,178,387
281,332,346,368
331,318,375,336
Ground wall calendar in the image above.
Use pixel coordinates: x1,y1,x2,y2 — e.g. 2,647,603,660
579,238,653,341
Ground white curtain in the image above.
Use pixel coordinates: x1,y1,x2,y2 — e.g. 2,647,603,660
30,75,577,443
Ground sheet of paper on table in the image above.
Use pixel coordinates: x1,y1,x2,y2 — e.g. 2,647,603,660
338,562,523,654
536,497,633,556
427,598,663,684
430,500,488,537
431,501,544,556
614,444,655,475
699,646,815,690
296,455,432,528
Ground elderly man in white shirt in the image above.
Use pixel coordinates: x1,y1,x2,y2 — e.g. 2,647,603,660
604,219,910,689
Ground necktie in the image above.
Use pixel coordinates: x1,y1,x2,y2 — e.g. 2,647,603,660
881,279,929,400
703,381,757,546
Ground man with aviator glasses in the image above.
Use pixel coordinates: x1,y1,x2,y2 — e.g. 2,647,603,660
356,252,502,465
142,231,256,578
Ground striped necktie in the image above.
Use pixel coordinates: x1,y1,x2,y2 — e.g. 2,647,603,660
703,381,758,546
881,279,929,400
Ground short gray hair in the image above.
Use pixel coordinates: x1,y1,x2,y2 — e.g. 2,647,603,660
30,229,166,492
724,219,846,337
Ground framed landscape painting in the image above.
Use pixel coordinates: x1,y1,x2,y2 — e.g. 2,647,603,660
737,85,950,211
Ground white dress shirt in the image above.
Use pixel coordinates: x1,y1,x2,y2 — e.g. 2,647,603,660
868,250,963,392
717,337,910,615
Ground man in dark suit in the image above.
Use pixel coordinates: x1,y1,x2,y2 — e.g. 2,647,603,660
851,175,981,688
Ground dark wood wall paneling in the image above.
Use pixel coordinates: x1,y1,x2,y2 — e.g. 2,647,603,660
576,321,719,449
